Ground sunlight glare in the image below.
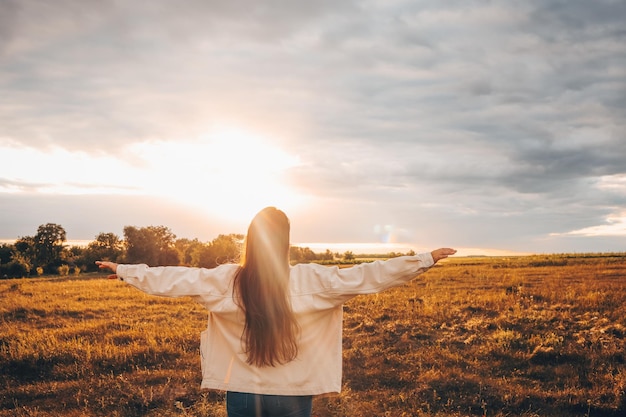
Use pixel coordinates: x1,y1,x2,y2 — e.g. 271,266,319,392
0,128,306,225
129,128,306,222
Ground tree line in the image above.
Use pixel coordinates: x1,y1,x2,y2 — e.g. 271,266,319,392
0,223,415,279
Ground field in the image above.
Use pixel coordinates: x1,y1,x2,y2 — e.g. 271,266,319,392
1,254,624,416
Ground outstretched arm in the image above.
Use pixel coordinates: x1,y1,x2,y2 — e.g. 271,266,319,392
430,248,457,263
95,261,241,299
318,249,456,306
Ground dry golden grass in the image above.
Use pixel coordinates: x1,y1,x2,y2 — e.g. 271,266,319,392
1,254,624,416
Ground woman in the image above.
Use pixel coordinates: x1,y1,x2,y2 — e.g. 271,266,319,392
97,207,455,417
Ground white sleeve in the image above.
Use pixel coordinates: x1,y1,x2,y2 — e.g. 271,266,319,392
116,263,240,298
323,252,435,304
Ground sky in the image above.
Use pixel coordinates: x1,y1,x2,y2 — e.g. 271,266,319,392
1,0,625,256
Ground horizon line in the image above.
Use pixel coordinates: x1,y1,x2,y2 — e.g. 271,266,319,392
2,238,533,257
2,237,622,257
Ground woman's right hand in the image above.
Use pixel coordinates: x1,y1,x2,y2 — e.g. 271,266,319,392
96,261,119,279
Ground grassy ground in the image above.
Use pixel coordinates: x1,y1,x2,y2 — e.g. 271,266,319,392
1,254,624,416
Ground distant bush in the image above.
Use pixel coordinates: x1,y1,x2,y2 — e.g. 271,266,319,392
1,259,30,278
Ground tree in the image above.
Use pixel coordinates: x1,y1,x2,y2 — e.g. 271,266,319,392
14,236,35,261
62,246,84,270
211,234,243,266
174,238,203,266
11,236,36,276
34,223,67,272
124,225,179,266
342,251,355,261
192,234,243,268
321,249,335,261
5,252,32,278
77,232,124,272
290,246,318,264
0,243,13,265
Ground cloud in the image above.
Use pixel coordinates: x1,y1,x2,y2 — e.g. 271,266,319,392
3,1,623,155
549,174,626,238
0,0,625,253
0,0,361,152
556,212,626,237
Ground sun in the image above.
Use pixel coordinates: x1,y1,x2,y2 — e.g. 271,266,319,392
130,127,306,223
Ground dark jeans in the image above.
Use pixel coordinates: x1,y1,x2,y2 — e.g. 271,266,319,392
226,391,313,417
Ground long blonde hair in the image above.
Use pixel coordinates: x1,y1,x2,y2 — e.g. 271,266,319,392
233,207,299,367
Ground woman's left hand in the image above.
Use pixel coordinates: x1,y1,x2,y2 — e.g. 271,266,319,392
431,248,457,263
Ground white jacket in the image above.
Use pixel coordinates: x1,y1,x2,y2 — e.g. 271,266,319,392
116,252,434,395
